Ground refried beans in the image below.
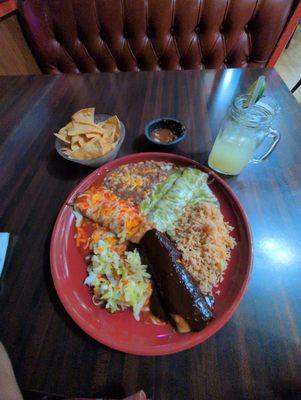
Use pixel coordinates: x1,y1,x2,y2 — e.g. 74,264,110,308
102,161,177,204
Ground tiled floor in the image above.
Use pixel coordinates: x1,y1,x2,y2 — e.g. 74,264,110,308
275,26,301,103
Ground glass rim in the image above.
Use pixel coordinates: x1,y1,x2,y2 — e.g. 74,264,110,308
231,95,279,127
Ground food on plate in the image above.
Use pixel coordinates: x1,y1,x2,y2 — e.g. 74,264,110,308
173,203,236,294
74,212,127,257
72,160,236,333
74,212,150,320
141,230,214,333
102,160,177,204
148,282,169,324
90,226,127,256
73,210,97,253
140,170,181,214
145,167,218,235
54,108,121,160
74,186,151,243
84,242,151,320
151,128,178,143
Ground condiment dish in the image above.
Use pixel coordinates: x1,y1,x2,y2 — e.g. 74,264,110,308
144,118,186,147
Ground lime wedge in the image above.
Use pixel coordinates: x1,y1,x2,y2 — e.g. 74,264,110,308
244,76,266,107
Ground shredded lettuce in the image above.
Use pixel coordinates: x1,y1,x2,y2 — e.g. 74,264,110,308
140,170,182,214
147,167,218,235
73,210,83,227
189,184,218,206
84,241,151,320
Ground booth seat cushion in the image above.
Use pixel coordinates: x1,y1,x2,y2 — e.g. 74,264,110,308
18,0,294,73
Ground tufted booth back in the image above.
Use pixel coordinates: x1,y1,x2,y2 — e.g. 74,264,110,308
18,0,295,74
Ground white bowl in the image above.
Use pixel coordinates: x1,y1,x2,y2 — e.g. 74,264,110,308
55,114,125,168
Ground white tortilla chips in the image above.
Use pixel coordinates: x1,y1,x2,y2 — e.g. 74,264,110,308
54,108,121,160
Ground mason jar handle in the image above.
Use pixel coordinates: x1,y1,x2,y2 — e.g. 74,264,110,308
250,128,281,164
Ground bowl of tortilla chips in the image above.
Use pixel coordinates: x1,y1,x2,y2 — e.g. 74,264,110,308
54,108,125,168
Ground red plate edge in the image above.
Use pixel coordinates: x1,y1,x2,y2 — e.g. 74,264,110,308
50,152,253,356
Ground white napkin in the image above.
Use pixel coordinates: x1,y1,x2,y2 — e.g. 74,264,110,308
0,232,9,277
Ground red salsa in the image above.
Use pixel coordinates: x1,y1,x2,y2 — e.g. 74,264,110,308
151,128,178,143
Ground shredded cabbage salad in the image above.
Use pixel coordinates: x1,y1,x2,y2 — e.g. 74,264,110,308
146,167,218,235
140,170,182,214
84,240,151,320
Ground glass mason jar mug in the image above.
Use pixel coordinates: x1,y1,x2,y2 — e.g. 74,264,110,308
208,95,280,175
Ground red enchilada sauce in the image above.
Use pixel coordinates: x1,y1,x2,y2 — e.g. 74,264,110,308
75,218,97,257
151,128,178,143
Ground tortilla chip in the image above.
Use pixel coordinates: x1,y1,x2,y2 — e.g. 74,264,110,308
83,138,104,157
72,108,95,123
54,111,121,160
58,122,73,136
99,115,120,130
61,147,73,156
54,132,70,144
101,116,121,140
86,133,102,139
67,147,88,160
70,143,81,151
71,135,85,146
98,125,115,143
69,138,103,160
67,121,102,136
95,137,112,154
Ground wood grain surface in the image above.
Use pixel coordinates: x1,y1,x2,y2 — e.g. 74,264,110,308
0,68,300,400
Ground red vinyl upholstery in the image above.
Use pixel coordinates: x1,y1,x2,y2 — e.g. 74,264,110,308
18,0,295,74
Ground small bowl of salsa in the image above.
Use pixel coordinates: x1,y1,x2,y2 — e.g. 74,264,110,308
145,118,186,147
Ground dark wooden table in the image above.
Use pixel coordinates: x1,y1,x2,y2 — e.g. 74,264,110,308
1,68,301,400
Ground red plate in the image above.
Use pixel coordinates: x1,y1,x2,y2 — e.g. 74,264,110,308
50,153,253,355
